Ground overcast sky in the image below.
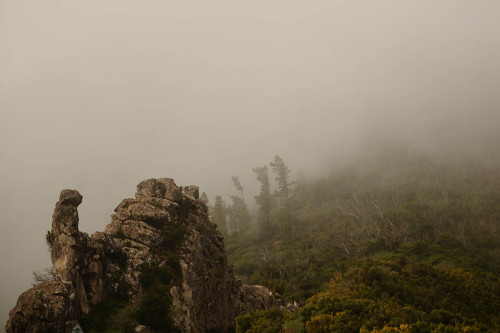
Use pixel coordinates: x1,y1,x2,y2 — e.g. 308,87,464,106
1,0,499,327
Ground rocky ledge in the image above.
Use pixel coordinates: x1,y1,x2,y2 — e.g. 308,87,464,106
6,178,295,333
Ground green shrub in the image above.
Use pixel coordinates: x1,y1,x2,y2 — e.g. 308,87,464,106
236,308,285,333
135,285,179,332
81,292,129,332
300,257,500,331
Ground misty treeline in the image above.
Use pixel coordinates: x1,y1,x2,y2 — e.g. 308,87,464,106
203,155,293,239
210,150,500,332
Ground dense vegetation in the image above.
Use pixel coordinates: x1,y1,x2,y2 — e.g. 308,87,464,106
212,151,500,332
301,257,499,332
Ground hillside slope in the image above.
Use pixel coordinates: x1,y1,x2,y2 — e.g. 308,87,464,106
226,154,500,332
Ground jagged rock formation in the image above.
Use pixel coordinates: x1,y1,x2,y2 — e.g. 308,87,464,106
5,178,294,333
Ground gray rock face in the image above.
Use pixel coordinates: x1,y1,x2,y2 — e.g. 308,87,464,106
6,178,295,333
6,191,87,333
136,178,183,202
5,281,79,333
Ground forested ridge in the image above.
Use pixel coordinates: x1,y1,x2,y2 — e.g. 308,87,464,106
208,151,500,332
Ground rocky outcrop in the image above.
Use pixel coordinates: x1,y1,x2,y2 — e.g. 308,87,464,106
5,281,79,333
6,178,295,333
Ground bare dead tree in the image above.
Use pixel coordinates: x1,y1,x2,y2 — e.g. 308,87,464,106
32,267,56,286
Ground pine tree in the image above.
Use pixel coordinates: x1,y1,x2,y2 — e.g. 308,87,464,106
200,192,209,204
200,192,213,220
212,195,228,236
228,195,252,234
253,166,272,230
231,176,245,201
270,155,292,206
270,155,293,232
229,176,251,234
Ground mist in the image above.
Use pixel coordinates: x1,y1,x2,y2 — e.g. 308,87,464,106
1,0,500,327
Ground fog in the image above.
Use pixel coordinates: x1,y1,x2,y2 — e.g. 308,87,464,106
1,0,500,327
